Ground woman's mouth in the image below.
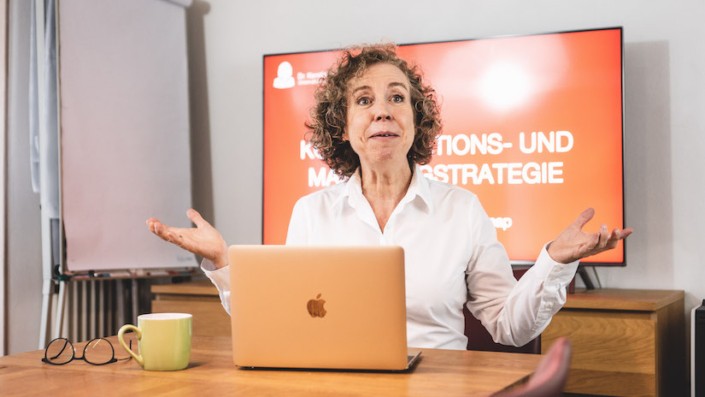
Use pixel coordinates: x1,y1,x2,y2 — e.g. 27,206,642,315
370,132,399,138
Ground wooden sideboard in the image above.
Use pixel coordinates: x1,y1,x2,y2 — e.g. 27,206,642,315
542,288,686,396
151,280,231,337
152,283,687,396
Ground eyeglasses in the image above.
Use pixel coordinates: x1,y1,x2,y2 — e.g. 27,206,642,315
42,337,132,366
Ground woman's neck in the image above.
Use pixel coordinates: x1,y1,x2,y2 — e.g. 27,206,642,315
359,164,413,231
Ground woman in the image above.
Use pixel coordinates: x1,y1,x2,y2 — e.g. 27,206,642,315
147,44,631,350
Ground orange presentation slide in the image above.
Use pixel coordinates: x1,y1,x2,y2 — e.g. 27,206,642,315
263,28,624,264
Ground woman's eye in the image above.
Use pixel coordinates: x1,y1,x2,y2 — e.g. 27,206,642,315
356,96,372,106
390,94,405,103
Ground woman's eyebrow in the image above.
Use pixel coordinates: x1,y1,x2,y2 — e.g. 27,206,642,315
388,81,409,91
350,85,371,96
350,81,408,96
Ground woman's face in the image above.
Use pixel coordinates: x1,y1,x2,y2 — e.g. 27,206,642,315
343,63,415,172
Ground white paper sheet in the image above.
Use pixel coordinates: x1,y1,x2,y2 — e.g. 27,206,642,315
60,0,196,272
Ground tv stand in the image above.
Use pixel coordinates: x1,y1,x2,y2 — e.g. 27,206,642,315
576,265,596,289
543,288,686,396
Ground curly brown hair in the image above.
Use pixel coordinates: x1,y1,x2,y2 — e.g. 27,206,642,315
306,44,442,178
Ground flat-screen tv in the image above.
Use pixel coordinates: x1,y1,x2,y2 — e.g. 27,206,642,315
263,27,625,265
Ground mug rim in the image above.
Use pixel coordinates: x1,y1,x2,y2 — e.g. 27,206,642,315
138,313,192,321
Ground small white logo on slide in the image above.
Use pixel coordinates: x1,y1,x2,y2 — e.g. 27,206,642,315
273,61,295,89
491,216,513,231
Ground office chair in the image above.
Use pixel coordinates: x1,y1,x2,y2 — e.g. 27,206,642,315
464,268,541,354
464,306,542,354
492,337,572,397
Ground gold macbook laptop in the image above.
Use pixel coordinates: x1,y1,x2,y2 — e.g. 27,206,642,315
228,245,421,371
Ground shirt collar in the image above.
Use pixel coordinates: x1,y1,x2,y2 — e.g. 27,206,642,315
334,165,434,213
334,170,361,210
406,165,434,213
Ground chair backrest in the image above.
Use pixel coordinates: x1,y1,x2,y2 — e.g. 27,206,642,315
464,267,541,354
464,306,541,354
492,337,572,397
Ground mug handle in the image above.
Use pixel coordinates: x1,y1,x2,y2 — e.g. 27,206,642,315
118,324,143,366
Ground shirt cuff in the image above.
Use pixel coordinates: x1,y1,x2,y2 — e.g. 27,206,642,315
528,245,579,336
530,244,579,284
201,259,231,293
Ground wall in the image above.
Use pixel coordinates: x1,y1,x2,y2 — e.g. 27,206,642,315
193,0,705,311
5,0,705,354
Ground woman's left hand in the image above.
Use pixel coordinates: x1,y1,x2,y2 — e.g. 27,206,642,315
547,208,633,264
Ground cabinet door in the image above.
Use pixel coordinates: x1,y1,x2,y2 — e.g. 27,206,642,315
153,298,231,338
543,310,656,396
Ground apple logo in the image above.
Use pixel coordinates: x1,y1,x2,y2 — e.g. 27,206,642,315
307,293,327,318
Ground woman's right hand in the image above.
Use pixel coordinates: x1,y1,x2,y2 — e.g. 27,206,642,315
146,208,229,269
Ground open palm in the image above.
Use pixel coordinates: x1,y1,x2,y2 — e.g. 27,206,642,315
547,208,633,264
146,209,228,268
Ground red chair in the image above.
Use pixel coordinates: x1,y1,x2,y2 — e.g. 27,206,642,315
464,267,541,354
492,337,572,397
464,306,541,354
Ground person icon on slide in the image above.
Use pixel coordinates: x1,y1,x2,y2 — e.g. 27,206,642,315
273,61,295,89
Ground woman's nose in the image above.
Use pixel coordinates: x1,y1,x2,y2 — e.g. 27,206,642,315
373,102,393,121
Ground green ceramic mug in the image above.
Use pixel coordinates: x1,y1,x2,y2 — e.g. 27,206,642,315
117,313,192,371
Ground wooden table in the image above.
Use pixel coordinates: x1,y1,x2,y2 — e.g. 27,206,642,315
0,335,540,396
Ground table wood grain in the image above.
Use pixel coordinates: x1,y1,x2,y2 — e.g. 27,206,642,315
0,335,540,396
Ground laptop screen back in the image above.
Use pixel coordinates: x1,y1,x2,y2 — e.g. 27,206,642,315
229,245,410,370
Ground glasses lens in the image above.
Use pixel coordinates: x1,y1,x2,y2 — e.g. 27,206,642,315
45,338,74,365
84,338,115,365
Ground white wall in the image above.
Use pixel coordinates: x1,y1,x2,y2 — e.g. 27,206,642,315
193,0,705,312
